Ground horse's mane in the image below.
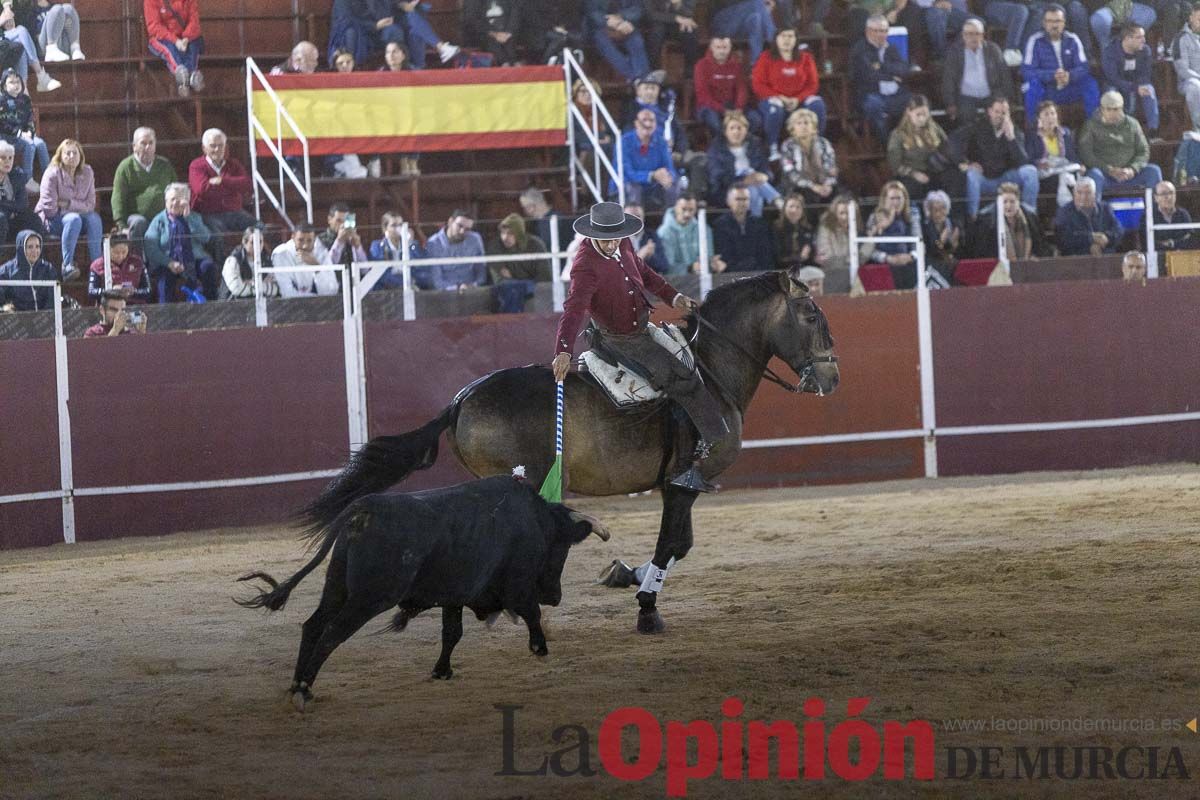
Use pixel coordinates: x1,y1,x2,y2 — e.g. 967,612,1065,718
686,271,834,350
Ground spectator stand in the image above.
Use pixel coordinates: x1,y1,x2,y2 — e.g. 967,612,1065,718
1144,186,1200,277
563,48,625,209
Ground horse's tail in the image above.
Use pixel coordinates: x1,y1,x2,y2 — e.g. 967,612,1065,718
299,404,456,538
235,504,359,610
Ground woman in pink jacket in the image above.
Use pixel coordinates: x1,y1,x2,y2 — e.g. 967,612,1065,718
36,137,102,277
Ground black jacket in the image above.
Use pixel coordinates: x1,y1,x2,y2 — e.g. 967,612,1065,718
850,38,914,97
705,134,771,207
961,117,1029,179
462,0,523,45
713,212,775,271
969,204,1053,259
941,40,1014,109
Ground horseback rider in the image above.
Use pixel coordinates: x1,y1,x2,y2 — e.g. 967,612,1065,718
551,202,729,493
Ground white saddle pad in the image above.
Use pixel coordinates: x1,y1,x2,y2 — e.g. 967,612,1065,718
580,324,696,408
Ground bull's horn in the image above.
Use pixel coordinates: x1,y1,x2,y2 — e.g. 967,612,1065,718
569,511,611,541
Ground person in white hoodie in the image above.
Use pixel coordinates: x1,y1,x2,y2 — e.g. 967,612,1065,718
271,224,341,297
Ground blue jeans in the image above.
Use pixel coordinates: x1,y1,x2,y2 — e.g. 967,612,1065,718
1110,84,1160,133
46,210,103,267
966,164,1038,218
148,36,204,74
1086,163,1162,202
400,8,441,68
985,1,1029,51
1091,4,1156,47
741,173,781,216
5,26,39,84
591,29,649,81
926,0,970,58
861,91,910,143
156,259,217,302
1024,75,1100,126
712,0,776,67
760,96,827,146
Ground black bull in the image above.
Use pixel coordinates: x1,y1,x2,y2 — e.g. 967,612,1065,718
237,476,610,710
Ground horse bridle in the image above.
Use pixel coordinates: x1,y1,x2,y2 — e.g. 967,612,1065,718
690,288,838,394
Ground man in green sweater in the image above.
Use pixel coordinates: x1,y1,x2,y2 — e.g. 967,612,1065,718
1078,90,1162,202
111,127,178,247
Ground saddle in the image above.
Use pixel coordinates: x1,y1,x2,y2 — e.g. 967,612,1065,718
579,323,696,408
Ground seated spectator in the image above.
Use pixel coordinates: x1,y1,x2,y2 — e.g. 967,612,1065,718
962,96,1039,219
920,190,962,285
327,0,406,67
84,289,147,337
706,110,779,216
1173,5,1200,131
1023,5,1099,124
488,213,548,312
710,0,781,67
144,182,216,302
794,264,824,294
656,191,720,275
37,0,85,62
462,0,522,66
392,1,459,68
1078,90,1161,200
2,0,60,91
773,193,815,269
272,224,341,297
0,229,53,310
271,40,320,75
221,227,279,299
1151,180,1194,251
423,209,486,290
970,181,1052,259
1026,100,1083,205
378,42,419,177
851,15,917,144
571,79,614,178
0,69,47,182
188,128,258,260
815,193,857,282
693,36,753,139
521,0,585,65
887,94,962,202
643,0,699,71
37,137,102,277
616,109,680,211
752,27,826,155
1159,0,1192,55
713,185,773,271
623,70,688,168
332,47,356,72
144,0,203,97
1091,0,1155,47
859,180,920,288
320,48,373,180
583,0,649,82
519,187,573,250
0,139,42,248
624,199,668,273
982,1,1030,66
1101,24,1158,139
942,18,1015,126
1121,249,1147,279
1054,176,1123,255
88,229,150,304
368,210,423,283
111,127,176,246
319,202,351,251
778,108,838,207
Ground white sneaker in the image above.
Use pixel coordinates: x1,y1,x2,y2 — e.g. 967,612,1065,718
1003,48,1023,67
44,42,69,62
437,42,460,63
70,44,85,60
24,178,38,194
60,264,78,281
367,157,382,178
36,71,61,92
769,143,781,162
189,68,204,91
174,65,190,97
336,154,368,179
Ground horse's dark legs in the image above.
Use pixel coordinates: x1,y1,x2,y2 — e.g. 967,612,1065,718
635,484,698,634
431,606,463,680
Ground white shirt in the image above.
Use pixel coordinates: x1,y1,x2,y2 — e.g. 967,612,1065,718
271,238,340,297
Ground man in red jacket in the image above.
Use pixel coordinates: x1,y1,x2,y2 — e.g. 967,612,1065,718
145,0,204,97
551,202,728,492
693,36,757,138
188,128,257,261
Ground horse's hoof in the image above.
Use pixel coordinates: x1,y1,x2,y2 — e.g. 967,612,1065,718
597,559,637,588
530,643,549,657
431,666,453,680
636,608,666,635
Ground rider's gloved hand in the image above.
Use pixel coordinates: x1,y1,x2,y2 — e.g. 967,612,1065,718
673,294,698,310
552,352,571,382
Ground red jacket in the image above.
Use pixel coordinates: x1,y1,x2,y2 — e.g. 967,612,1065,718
751,50,819,102
693,52,749,115
555,238,680,356
144,0,201,41
188,156,252,215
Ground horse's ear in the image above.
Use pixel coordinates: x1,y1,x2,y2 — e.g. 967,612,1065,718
776,270,793,293
780,268,808,296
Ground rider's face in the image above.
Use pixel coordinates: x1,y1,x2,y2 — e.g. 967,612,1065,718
595,238,620,256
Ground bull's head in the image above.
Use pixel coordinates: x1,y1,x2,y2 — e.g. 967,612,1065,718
538,506,611,605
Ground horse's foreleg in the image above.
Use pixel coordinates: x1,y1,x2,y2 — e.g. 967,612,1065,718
635,484,697,635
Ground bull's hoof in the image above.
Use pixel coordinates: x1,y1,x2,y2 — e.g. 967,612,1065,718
431,665,453,680
636,608,666,635
530,643,549,657
597,559,637,588
289,682,313,713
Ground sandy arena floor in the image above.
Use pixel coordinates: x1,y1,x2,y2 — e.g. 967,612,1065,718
1,465,1198,799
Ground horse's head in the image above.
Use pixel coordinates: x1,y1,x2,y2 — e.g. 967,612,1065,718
765,270,839,396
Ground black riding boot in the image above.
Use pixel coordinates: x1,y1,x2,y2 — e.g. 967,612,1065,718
669,439,716,493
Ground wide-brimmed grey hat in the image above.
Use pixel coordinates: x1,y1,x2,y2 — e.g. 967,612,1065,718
572,202,644,240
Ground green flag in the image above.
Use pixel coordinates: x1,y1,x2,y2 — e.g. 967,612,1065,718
538,380,564,503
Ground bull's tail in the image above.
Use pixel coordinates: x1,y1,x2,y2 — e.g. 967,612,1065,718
299,405,455,538
236,504,366,611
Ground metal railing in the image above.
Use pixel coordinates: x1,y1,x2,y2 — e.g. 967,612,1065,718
1143,187,1200,278
562,48,624,210
245,57,313,229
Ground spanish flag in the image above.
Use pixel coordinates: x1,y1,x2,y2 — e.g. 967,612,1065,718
251,66,567,156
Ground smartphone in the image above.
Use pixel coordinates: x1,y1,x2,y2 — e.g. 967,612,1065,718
344,213,356,230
